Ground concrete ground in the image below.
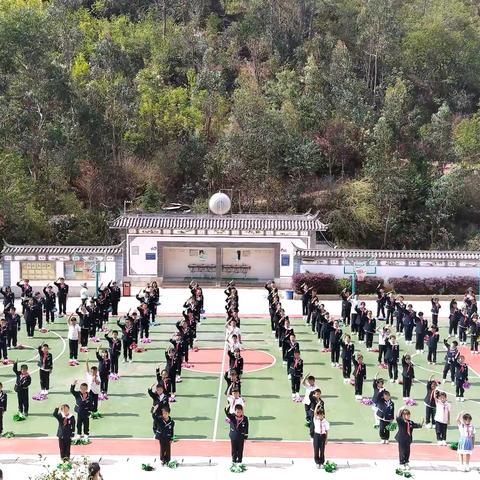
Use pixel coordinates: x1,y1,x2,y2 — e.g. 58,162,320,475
0,454,477,480
62,287,455,318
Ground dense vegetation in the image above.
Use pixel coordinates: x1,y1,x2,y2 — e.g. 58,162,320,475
1,0,480,249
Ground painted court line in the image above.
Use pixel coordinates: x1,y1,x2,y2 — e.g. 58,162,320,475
212,331,228,442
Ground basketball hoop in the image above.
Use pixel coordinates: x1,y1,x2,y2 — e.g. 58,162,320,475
355,268,366,282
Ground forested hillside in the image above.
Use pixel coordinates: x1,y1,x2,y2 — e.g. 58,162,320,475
1,0,480,249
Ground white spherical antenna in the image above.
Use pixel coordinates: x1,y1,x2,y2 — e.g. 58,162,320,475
209,192,231,215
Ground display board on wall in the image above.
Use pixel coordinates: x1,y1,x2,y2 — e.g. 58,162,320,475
64,261,95,280
20,261,56,280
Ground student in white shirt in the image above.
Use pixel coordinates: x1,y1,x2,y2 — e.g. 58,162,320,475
80,283,89,305
434,390,450,446
302,374,319,423
67,316,81,361
227,388,245,414
309,404,330,468
85,361,101,413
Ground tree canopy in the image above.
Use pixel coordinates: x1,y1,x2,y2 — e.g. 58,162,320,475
1,0,480,249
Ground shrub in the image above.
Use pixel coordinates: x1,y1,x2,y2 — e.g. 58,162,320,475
292,273,337,294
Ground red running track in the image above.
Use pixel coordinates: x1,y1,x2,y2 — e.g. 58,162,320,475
0,438,477,461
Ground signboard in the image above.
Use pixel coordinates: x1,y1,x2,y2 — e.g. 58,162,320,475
145,253,156,260
281,254,290,267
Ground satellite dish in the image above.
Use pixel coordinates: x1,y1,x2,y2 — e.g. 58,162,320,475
209,192,231,215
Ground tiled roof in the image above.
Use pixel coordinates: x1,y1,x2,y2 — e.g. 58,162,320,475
111,212,327,231
2,242,124,256
295,248,480,260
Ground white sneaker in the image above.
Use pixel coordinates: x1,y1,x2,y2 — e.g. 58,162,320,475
287,374,291,380
129,359,133,363
460,397,465,402
331,362,335,367
456,397,461,401
385,440,389,444
405,464,410,471
437,441,442,445
451,381,455,386
389,379,394,383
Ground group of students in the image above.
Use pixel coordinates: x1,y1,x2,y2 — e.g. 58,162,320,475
296,281,477,471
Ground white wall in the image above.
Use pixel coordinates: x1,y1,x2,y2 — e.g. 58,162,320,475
222,247,274,279
128,235,308,278
164,247,216,277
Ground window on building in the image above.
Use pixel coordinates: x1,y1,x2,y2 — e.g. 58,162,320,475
20,261,56,281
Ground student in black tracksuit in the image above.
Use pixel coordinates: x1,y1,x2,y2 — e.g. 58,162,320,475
414,312,427,352
430,297,441,327
385,336,400,382
363,313,376,350
228,349,244,377
470,315,480,353
70,381,92,437
401,355,415,399
5,306,20,349
285,335,300,376
117,318,137,362
376,284,386,318
0,286,15,310
107,281,121,316
376,390,394,443
225,404,249,465
395,408,423,470
454,356,469,399
0,383,7,435
53,405,76,460
289,351,304,400
96,348,111,395
76,305,91,348
23,299,36,338
442,338,459,383
424,377,438,428
104,330,121,374
352,354,367,399
54,279,69,316
148,383,169,412
426,326,439,364
329,321,342,365
13,362,30,416
340,335,354,381
153,404,175,465
38,344,53,395
0,321,7,361
42,286,56,324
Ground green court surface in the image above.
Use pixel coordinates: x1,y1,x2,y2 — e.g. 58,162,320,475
0,315,479,442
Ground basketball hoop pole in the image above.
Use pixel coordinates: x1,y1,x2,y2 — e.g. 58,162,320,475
351,272,356,296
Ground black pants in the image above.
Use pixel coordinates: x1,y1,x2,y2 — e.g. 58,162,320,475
426,405,435,425
471,336,478,352
436,421,447,441
431,314,438,327
80,329,89,347
388,362,398,380
377,304,385,318
7,329,17,348
354,377,363,396
313,433,327,465
230,434,245,463
386,310,394,325
427,347,437,363
398,441,411,465
351,314,358,333
443,363,455,382
404,326,413,342
415,334,424,350
89,391,99,412
89,324,96,338
402,377,412,398
159,438,171,464
456,380,465,398
302,298,308,316
342,358,351,378
0,410,3,434
449,322,458,336
140,323,149,339
100,375,109,394
365,332,373,349
111,354,119,374
379,420,391,440
17,389,29,414
111,301,119,316
36,312,43,330
378,345,386,363
291,375,301,394
123,340,133,360
58,437,71,460
77,413,90,435
69,339,78,359
396,317,403,333
459,328,467,343
58,295,67,315
330,344,340,363
0,341,7,359
26,321,36,337
358,327,365,342
39,369,50,391
45,308,55,323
